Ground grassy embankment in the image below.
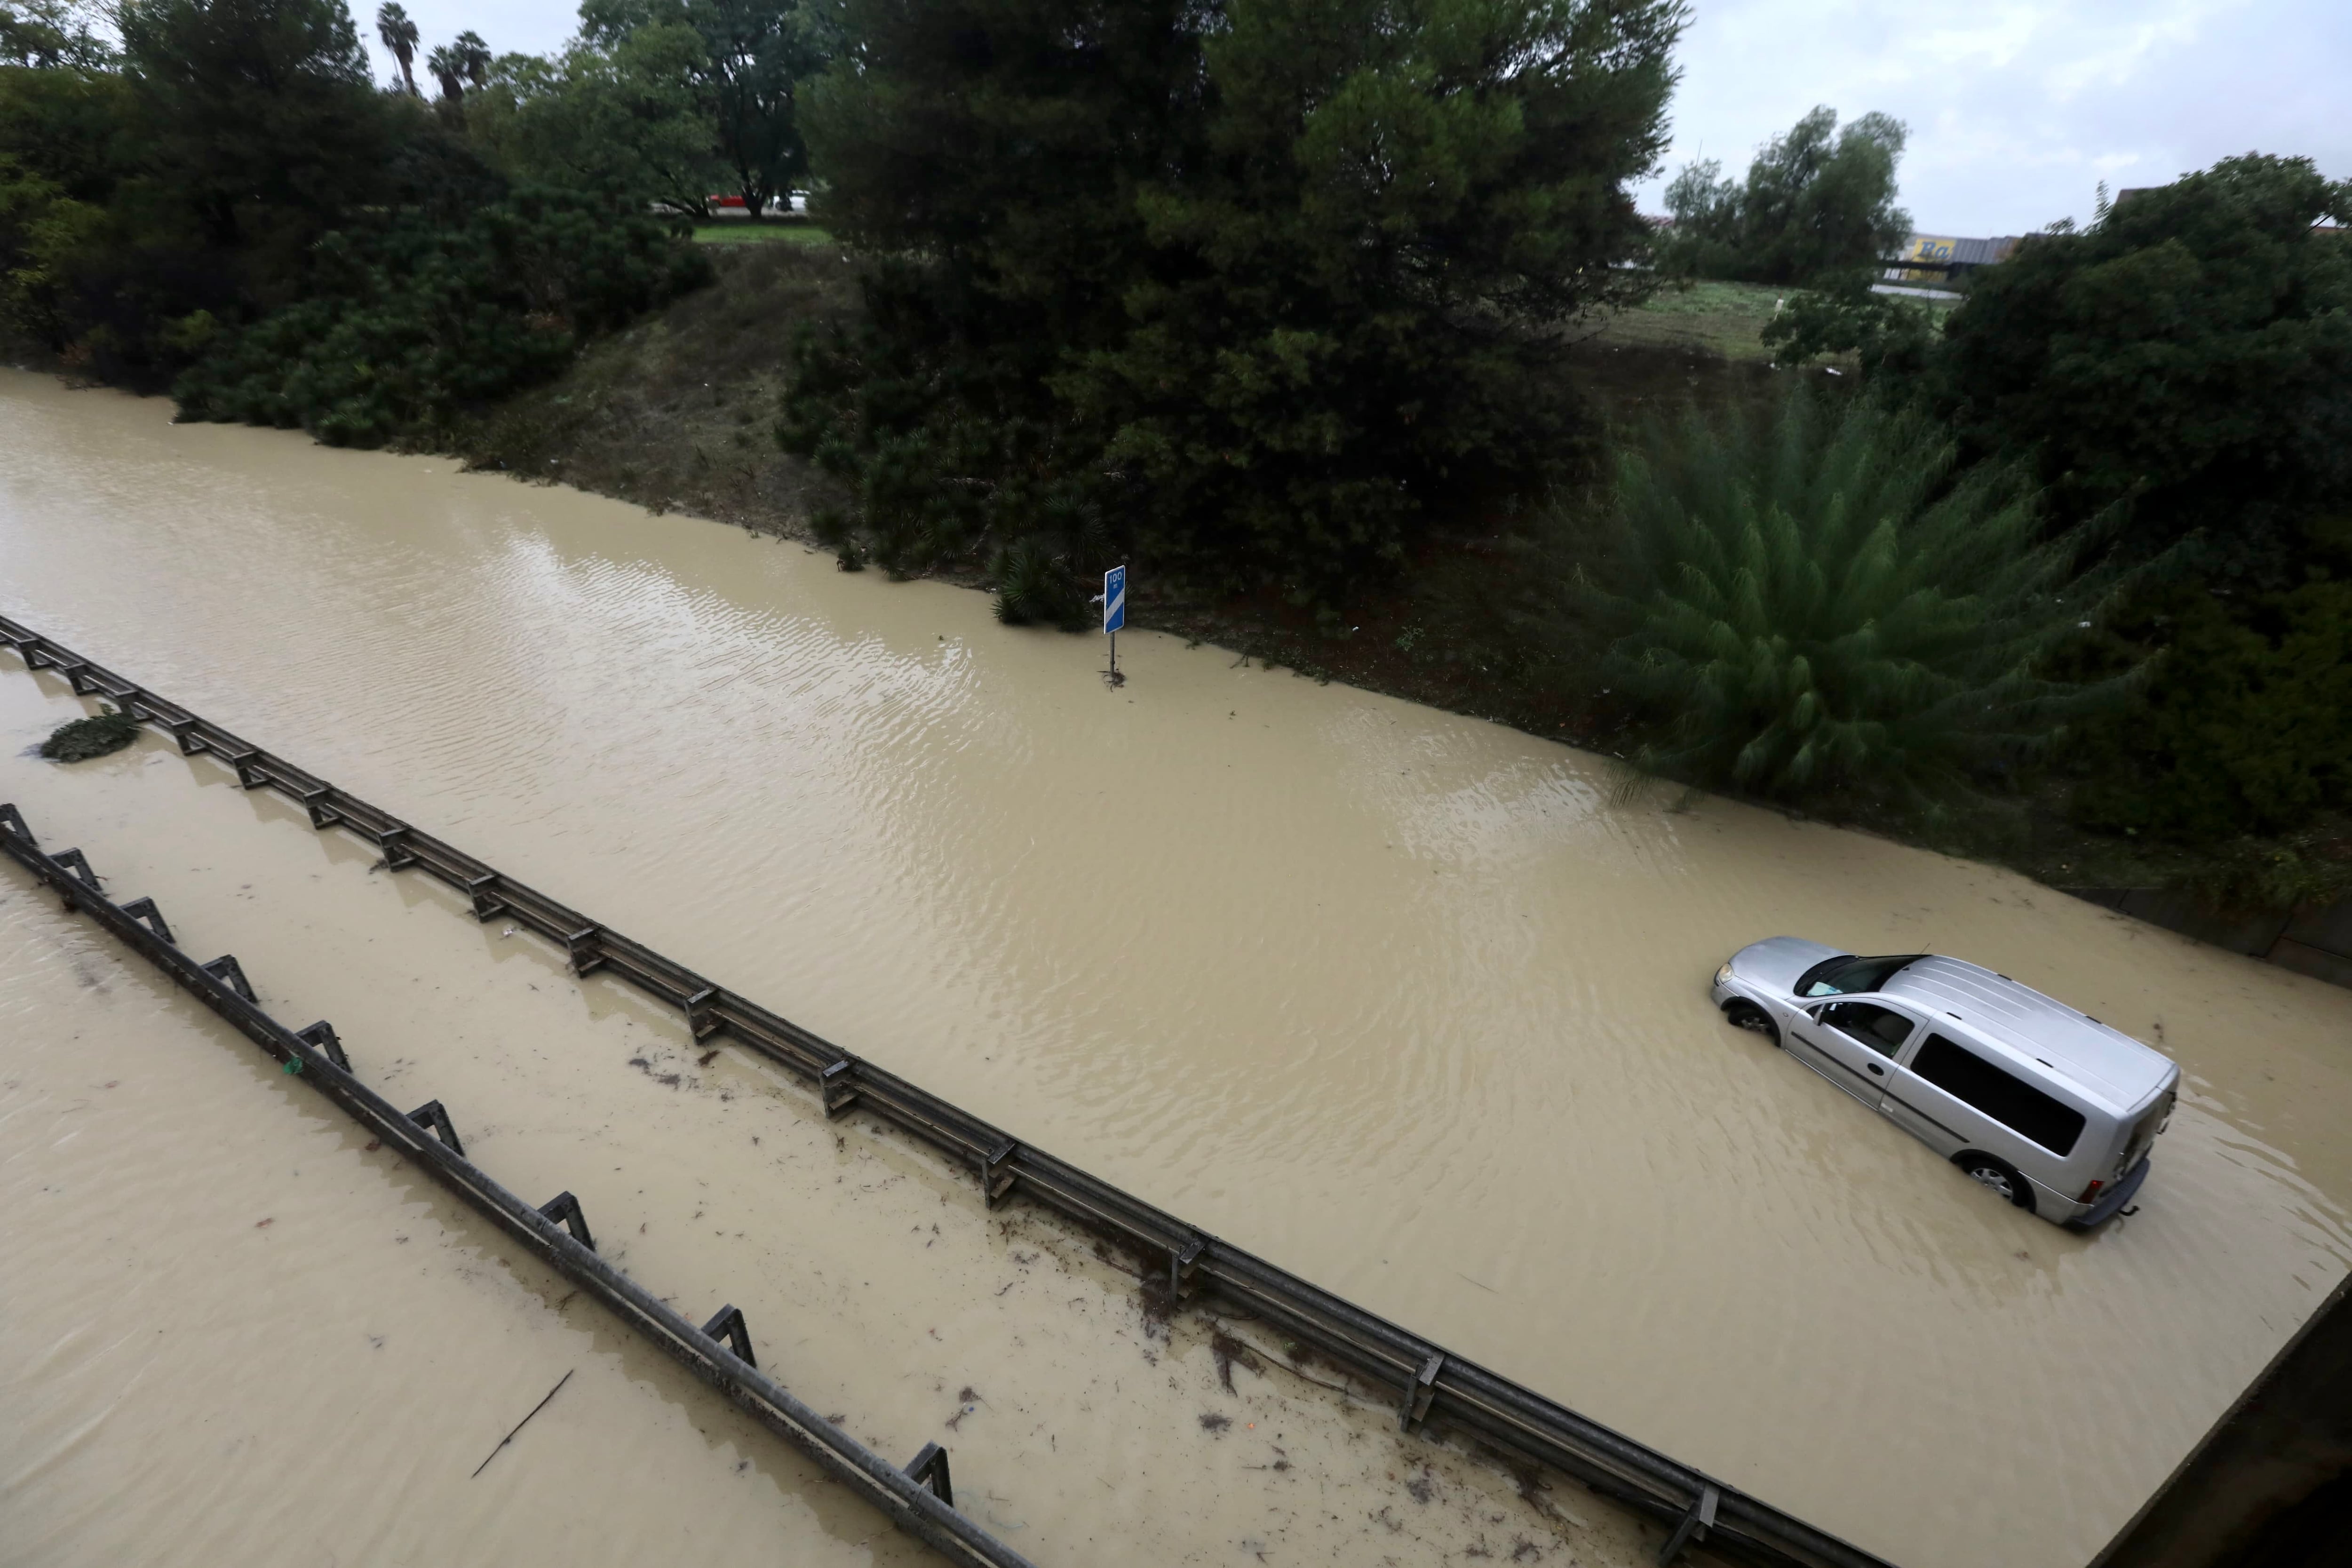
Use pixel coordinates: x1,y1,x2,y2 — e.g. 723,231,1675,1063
689,221,837,246
457,254,2208,899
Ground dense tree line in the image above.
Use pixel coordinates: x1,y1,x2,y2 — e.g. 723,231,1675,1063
0,0,817,434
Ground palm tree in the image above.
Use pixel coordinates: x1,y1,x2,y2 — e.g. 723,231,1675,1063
1567,395,2137,812
453,29,490,88
374,3,419,96
425,41,463,102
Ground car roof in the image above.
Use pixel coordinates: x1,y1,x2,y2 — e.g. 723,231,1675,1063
1876,956,2176,1113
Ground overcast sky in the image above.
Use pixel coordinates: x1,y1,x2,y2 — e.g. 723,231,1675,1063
364,0,2350,238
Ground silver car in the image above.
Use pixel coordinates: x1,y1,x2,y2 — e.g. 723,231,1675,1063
1710,939,2178,1228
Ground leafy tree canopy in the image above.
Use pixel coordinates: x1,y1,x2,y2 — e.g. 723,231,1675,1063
2,0,111,67
1658,104,1908,285
467,26,721,217
118,0,392,248
795,0,1688,598
174,186,709,444
581,0,833,216
2068,563,2352,842
1759,273,1935,381
1936,153,2352,581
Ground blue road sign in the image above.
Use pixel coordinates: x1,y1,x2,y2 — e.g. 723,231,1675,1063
1103,565,1127,634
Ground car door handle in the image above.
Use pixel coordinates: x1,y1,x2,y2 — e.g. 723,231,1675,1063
1867,1064,1885,1076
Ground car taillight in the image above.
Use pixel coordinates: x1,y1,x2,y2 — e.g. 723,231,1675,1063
2078,1178,2104,1204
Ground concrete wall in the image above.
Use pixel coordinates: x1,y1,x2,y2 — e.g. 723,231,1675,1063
2091,1274,2352,1568
2065,890,2352,991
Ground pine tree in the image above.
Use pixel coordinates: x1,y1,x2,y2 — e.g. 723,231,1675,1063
795,0,1686,596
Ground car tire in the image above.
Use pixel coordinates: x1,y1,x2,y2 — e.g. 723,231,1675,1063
1957,1154,2035,1212
1723,1000,1780,1048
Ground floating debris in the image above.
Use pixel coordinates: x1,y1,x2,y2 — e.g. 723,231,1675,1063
40,704,142,762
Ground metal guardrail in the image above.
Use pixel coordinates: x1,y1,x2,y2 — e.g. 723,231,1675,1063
2,614,1898,1568
0,798,1023,1568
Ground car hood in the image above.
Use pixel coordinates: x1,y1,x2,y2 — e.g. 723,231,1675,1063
1728,937,1846,998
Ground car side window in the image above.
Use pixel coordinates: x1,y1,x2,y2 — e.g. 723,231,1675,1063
1817,1002,1918,1058
1911,1034,2086,1156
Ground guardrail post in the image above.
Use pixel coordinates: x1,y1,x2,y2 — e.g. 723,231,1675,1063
1171,1234,1206,1298
0,803,28,841
161,716,203,754
1657,1483,1719,1566
202,954,257,1003
297,785,342,829
980,1139,1017,1210
904,1442,953,1509
1398,1352,1443,1433
120,896,174,944
565,926,604,977
821,1058,859,1118
220,748,269,789
702,1304,756,1368
375,824,417,870
51,847,102,896
406,1099,463,1156
466,872,505,921
297,1020,349,1070
684,987,721,1041
540,1191,595,1250
61,661,96,694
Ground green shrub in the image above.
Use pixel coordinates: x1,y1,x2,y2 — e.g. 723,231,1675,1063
174,188,709,446
2070,575,2352,840
2169,827,2352,914
1934,154,2352,581
41,703,141,761
990,536,1088,629
1759,276,1936,381
1568,395,2131,811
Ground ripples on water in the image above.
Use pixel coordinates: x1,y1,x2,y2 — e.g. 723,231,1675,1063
4,372,2351,1568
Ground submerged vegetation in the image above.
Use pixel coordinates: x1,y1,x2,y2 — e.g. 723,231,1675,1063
40,703,141,761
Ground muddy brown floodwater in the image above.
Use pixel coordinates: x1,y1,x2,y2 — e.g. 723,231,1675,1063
3,371,2350,1568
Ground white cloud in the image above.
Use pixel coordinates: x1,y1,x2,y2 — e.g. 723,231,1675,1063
1642,0,2349,234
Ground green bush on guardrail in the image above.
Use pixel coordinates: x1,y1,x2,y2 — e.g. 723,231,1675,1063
40,703,140,761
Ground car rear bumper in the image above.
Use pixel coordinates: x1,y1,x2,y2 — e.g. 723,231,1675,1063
2063,1156,2151,1230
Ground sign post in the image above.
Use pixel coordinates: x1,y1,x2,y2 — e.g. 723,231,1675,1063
1101,564,1126,686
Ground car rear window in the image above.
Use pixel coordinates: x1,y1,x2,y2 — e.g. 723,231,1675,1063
1912,1034,2086,1156
1797,954,1924,997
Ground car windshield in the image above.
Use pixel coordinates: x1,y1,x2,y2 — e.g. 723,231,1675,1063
1796,954,1923,998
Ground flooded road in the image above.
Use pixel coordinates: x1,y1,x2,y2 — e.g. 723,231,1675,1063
4,371,2351,1568
0,878,938,1568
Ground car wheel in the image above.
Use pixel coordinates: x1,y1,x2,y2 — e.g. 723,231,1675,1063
1723,1000,1780,1048
1958,1154,2035,1211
